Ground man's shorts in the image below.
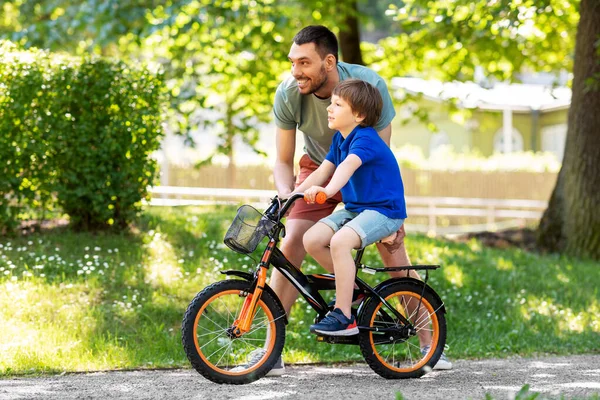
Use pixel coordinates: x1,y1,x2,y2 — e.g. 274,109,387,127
319,208,404,249
288,154,343,222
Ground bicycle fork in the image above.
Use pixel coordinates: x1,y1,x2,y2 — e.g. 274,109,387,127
230,239,276,337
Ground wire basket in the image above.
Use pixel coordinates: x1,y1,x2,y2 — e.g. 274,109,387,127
224,205,276,254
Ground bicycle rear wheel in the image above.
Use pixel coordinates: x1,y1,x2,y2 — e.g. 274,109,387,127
358,280,446,379
182,279,286,384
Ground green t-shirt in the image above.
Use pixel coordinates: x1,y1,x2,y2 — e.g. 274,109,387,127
273,62,396,164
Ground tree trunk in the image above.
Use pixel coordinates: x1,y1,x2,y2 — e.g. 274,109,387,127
537,0,600,260
338,1,364,65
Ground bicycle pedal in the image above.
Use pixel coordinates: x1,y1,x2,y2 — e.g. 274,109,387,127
316,334,359,345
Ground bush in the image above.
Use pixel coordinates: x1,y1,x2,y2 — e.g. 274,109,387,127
0,41,164,231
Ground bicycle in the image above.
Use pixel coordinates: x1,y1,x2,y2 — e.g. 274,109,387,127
182,193,447,384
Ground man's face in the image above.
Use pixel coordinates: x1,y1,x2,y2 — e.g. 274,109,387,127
288,42,329,95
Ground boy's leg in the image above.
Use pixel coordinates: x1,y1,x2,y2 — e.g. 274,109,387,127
303,222,336,272
329,227,362,318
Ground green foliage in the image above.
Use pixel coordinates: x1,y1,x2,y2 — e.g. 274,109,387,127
364,0,579,83
0,41,58,231
0,0,356,165
0,40,164,231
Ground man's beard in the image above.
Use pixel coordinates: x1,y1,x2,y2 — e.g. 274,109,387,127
299,66,328,95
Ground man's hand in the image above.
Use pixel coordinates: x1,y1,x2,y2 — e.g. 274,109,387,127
277,187,294,200
380,225,406,253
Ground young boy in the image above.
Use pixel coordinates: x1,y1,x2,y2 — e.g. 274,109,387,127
293,79,407,336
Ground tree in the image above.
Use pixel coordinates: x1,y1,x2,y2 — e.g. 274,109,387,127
537,0,600,259
368,0,599,259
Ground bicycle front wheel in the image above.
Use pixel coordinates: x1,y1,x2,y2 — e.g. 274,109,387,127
182,279,286,384
358,280,446,379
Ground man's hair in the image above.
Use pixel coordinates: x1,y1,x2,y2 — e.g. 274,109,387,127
293,25,339,62
333,79,383,128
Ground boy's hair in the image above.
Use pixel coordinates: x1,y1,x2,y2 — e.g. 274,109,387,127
293,25,339,63
333,79,383,128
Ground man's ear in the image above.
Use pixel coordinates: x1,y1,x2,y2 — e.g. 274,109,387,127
324,54,336,71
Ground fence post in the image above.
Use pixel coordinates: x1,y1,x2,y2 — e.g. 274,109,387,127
486,205,495,230
428,200,436,235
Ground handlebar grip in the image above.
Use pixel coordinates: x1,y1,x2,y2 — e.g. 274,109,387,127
303,191,327,205
315,192,327,204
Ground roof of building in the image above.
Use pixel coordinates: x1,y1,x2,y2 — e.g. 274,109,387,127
391,77,571,113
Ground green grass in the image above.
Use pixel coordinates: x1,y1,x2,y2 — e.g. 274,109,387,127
1,205,599,375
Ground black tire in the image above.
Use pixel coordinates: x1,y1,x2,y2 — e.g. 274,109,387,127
182,279,286,384
358,280,446,379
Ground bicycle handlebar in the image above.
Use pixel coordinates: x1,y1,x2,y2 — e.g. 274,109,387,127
265,191,327,219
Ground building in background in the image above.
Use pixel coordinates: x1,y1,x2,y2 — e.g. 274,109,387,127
391,76,571,161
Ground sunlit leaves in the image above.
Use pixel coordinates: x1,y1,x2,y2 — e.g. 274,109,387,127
369,0,579,84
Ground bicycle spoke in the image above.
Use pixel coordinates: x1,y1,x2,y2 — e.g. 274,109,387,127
205,339,234,361
203,304,229,331
217,296,238,325
213,340,234,367
196,329,228,338
199,330,230,350
238,337,262,351
244,314,284,336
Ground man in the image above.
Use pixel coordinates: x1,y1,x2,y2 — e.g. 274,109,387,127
268,25,452,375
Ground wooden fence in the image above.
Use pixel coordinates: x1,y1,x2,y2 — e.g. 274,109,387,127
165,164,557,201
149,186,547,235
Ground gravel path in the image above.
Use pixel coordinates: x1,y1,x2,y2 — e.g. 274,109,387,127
1,355,599,400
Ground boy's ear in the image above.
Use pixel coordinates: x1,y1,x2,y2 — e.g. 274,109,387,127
354,112,366,124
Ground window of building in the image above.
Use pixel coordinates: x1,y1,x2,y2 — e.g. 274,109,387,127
493,127,524,153
429,131,450,154
541,124,567,161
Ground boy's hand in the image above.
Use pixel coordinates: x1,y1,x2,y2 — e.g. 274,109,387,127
304,186,327,204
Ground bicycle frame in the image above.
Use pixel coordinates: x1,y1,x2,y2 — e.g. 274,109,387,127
226,194,442,339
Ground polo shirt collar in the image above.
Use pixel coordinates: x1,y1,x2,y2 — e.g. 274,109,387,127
339,125,361,152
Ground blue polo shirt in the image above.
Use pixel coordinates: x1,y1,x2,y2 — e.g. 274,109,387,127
325,126,407,219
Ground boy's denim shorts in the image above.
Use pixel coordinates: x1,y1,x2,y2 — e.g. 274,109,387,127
319,209,404,249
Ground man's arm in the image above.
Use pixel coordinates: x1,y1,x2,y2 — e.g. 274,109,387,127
273,126,297,198
378,123,392,147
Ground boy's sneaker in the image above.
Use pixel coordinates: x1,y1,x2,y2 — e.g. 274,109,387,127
310,308,358,336
421,345,453,370
230,349,286,376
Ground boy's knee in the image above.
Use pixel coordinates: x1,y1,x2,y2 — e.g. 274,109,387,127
330,231,357,254
302,232,315,253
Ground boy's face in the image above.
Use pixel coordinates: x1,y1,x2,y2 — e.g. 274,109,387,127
326,94,363,136
288,42,329,95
